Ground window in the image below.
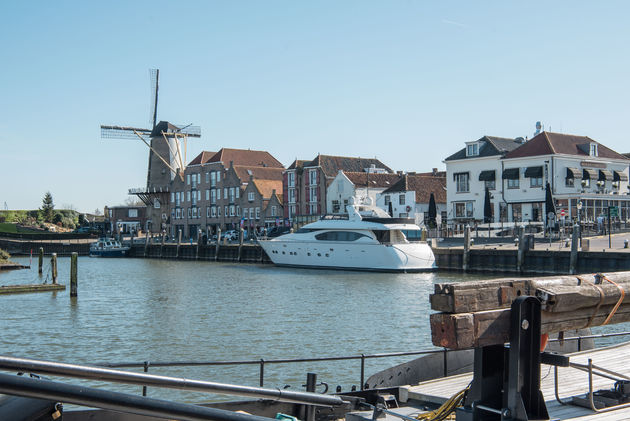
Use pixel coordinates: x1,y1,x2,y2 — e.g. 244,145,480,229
187,191,191,201
217,171,221,182
508,178,520,189
271,206,276,216
207,207,210,218
154,199,161,209
466,143,479,156
229,188,235,202
236,206,240,216
197,174,201,184
530,177,543,188
206,190,210,200
384,195,390,205
511,203,522,222
188,208,191,218
224,206,228,217
230,205,235,216
289,205,296,218
250,207,254,219
332,200,340,213
288,172,295,187
309,188,317,202
309,169,318,186
309,204,318,214
171,192,175,202
211,172,216,186
244,208,249,219
485,180,496,190
255,207,260,219
566,177,575,187
176,208,181,219
211,207,216,217
198,190,201,201
206,172,210,184
224,188,228,198
399,195,405,205
192,207,197,218
590,143,598,157
454,202,473,218
186,174,191,185
218,206,221,217
211,190,216,203
454,172,469,193
235,188,239,199
315,231,369,241
217,189,221,200
248,192,255,201
128,209,138,218
288,189,296,203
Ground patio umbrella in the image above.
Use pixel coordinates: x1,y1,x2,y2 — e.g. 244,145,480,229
545,182,556,217
483,187,492,223
428,193,437,228
388,201,393,217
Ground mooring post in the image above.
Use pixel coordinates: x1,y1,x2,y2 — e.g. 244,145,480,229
516,228,526,273
160,231,165,258
196,229,201,260
569,223,579,275
462,225,471,271
237,228,244,262
215,228,221,261
304,373,317,421
144,231,150,257
51,253,58,284
176,229,182,258
38,247,44,275
70,252,78,297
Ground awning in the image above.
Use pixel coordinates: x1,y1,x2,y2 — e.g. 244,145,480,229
524,166,543,178
478,170,496,181
582,168,597,180
566,167,583,179
614,170,629,182
599,169,613,181
502,168,520,180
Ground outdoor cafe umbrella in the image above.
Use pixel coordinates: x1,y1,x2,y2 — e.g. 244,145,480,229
483,187,492,223
428,192,437,227
388,201,393,217
545,182,556,217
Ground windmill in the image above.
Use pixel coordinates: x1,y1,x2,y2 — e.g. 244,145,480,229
100,69,201,232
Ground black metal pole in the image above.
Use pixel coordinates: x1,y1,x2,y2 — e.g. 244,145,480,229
608,207,612,249
0,373,275,421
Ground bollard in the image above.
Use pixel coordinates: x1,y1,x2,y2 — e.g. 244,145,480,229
215,228,221,261
625,239,629,249
569,224,579,275
51,253,58,284
516,229,526,273
462,225,471,272
38,247,44,275
70,252,78,297
176,229,182,258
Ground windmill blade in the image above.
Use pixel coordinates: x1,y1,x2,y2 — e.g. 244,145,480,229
172,124,201,137
101,125,152,140
133,130,180,177
149,69,159,130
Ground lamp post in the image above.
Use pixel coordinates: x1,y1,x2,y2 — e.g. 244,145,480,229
577,200,582,240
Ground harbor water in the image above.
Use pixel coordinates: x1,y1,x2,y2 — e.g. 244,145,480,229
0,256,628,404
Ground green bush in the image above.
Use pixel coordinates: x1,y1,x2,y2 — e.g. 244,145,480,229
0,248,10,262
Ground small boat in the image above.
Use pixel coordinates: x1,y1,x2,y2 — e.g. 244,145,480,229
89,238,129,257
258,198,436,272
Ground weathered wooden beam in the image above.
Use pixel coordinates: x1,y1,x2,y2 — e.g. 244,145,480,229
431,303,630,349
431,272,630,313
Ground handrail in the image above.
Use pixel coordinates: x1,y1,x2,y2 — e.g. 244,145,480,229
0,356,345,407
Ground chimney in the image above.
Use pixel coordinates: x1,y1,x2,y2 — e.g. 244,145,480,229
432,168,438,176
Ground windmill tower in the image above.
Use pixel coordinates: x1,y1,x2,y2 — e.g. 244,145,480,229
100,69,201,233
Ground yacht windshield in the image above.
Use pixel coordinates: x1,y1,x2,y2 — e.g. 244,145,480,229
373,230,408,244
314,231,369,241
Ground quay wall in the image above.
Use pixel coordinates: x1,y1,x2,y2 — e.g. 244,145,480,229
0,238,90,256
434,247,630,275
128,243,273,264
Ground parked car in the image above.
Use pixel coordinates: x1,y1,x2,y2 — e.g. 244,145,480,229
223,230,239,241
267,226,291,238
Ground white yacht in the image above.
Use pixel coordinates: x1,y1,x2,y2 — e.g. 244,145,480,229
258,201,436,272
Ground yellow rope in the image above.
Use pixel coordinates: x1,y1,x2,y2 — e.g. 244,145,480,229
415,386,469,421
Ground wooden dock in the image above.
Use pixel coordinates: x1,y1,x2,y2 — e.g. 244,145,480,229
0,284,65,294
400,341,630,420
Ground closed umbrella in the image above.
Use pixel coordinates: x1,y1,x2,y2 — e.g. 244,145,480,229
483,187,492,223
428,193,437,228
388,201,393,217
545,182,556,218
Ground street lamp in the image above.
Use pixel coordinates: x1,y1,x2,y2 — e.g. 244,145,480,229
577,200,583,239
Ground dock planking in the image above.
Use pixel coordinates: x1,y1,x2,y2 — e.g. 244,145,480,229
0,284,65,294
403,341,630,420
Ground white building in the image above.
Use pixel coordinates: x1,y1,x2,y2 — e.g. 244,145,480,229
444,132,630,224
326,170,401,214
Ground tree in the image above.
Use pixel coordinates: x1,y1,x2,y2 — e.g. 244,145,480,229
40,192,55,223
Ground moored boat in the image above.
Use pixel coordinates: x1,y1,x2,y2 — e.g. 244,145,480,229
89,237,129,257
258,199,436,272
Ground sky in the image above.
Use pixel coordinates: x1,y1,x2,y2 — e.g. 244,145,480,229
2,1,630,213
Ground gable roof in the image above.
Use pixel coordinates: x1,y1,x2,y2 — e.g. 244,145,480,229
251,179,283,199
306,154,393,177
188,151,217,166
287,159,310,170
343,172,401,188
207,148,284,168
504,132,629,160
233,166,284,183
382,174,447,204
444,136,522,161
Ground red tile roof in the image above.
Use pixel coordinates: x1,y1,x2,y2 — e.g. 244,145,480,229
207,148,284,168
504,132,629,160
252,179,283,199
382,174,447,204
343,172,401,188
307,155,393,177
234,166,284,182
188,151,217,166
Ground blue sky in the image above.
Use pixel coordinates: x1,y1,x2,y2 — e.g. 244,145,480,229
2,1,629,212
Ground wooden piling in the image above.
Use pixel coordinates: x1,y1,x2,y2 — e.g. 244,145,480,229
196,231,201,260
215,228,221,262
38,247,44,275
160,232,165,258
569,224,579,275
144,232,150,257
70,252,78,297
176,229,182,258
516,228,526,273
237,228,244,262
462,225,471,272
51,253,58,284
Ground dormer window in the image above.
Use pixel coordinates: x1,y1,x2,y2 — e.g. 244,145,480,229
590,143,598,157
466,143,479,157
